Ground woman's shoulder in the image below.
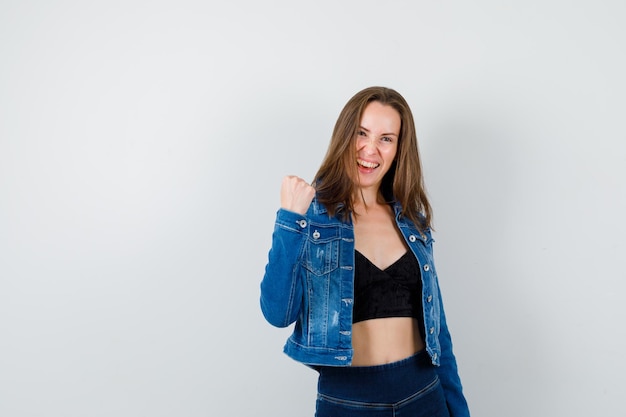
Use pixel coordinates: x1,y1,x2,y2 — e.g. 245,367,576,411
393,201,431,231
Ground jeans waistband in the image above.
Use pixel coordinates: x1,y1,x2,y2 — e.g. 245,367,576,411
317,350,437,403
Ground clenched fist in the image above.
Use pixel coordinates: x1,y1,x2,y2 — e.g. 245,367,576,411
280,176,315,215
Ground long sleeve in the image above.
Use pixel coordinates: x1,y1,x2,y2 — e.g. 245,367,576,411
434,284,471,417
260,208,308,328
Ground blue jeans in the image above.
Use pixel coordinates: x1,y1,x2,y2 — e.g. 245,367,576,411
315,351,450,417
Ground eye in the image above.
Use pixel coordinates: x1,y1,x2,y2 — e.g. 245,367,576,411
357,130,367,136
381,136,393,143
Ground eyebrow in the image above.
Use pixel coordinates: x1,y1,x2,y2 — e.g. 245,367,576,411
359,126,399,137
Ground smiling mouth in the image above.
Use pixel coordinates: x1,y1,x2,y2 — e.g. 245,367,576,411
357,159,380,169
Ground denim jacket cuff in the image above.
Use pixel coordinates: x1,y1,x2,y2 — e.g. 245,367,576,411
275,208,309,233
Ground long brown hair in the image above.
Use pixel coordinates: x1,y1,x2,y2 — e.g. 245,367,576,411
313,86,432,229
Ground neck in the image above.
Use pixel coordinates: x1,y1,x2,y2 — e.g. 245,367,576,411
353,187,382,211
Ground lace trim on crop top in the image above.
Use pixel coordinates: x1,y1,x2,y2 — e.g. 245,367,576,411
352,250,424,332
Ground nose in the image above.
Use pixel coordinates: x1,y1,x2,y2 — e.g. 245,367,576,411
361,137,377,154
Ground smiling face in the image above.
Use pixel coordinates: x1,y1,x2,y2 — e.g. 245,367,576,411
355,101,401,194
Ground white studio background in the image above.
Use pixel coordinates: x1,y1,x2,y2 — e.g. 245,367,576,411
1,1,625,416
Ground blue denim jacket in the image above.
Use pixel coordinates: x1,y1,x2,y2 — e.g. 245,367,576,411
260,198,470,417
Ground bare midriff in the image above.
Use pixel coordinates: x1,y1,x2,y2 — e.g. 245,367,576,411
350,317,425,366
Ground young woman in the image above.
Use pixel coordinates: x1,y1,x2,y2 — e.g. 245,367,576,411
260,86,470,417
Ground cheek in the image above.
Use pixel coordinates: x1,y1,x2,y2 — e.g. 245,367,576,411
385,146,398,160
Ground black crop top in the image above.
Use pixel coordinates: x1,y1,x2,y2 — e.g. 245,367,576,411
352,250,424,333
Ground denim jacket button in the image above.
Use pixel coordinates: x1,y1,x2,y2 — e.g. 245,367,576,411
312,230,320,239
429,327,435,334
427,295,432,303
298,220,307,228
423,264,430,272
409,235,417,242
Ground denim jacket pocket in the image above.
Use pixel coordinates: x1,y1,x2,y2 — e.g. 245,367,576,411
301,223,340,276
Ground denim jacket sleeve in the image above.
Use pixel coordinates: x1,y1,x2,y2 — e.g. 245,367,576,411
435,284,471,417
400,215,470,417
260,208,308,328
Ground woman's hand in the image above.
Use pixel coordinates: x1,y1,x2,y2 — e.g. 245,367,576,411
280,176,315,215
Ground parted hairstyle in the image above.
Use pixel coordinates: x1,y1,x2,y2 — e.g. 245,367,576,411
313,86,432,230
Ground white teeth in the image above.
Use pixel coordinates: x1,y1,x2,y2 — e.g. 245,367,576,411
357,159,379,169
